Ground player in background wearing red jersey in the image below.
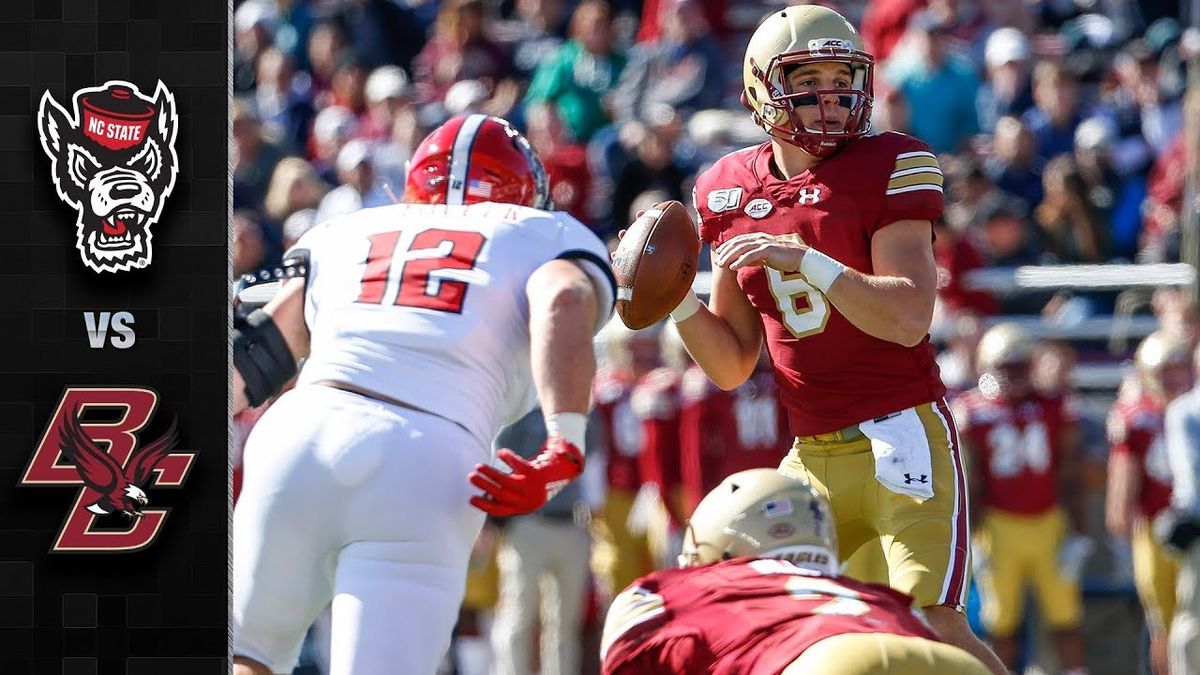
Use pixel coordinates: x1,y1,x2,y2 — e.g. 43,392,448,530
592,323,662,599
953,324,1091,673
663,7,1004,672
600,469,990,674
678,345,790,514
629,323,689,547
1107,331,1195,675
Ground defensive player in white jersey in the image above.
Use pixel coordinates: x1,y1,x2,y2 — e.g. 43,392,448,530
230,114,616,675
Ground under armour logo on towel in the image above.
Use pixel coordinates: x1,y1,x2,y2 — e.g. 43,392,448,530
903,473,929,485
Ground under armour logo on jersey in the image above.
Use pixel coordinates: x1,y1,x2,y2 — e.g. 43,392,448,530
797,187,822,205
903,473,929,485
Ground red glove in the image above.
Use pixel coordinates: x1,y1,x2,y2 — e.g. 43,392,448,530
469,437,584,517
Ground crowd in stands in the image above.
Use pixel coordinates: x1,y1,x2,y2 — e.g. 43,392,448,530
233,0,1195,326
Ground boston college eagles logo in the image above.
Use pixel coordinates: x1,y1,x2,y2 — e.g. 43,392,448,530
36,81,179,273
19,388,195,552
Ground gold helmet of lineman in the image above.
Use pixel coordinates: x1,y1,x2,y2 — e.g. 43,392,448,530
679,469,838,573
1135,330,1194,401
742,5,874,157
976,322,1034,373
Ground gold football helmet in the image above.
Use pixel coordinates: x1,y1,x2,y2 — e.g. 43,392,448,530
1135,330,1194,401
742,5,874,157
975,322,1034,398
975,322,1033,373
678,469,838,573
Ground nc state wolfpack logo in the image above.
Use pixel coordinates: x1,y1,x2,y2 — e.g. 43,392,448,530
20,388,195,552
36,81,179,273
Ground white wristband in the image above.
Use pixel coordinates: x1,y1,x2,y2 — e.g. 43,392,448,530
670,289,702,323
799,248,847,294
545,412,588,451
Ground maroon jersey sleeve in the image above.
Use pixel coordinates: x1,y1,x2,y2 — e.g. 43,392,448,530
875,133,944,232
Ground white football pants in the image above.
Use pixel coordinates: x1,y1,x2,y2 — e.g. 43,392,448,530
232,385,488,674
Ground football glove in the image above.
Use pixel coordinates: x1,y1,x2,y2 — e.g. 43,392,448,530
469,437,584,517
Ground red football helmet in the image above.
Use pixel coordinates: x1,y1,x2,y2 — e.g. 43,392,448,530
404,114,551,209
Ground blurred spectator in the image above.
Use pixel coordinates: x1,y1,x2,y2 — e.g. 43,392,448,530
232,210,268,277
636,0,728,44
525,0,626,143
372,105,428,197
329,54,370,117
1073,116,1146,260
944,156,1005,232
269,0,314,72
923,0,995,66
232,99,285,211
612,123,687,230
977,27,1034,132
495,0,570,80
335,0,425,72
253,47,316,153
413,0,513,104
489,407,598,675
1034,154,1111,263
264,156,328,226
884,10,980,154
984,115,1043,209
306,20,346,99
612,0,724,124
1138,88,1193,262
933,215,999,318
359,65,412,142
873,86,911,135
526,103,592,224
861,0,925,65
282,208,318,251
1111,38,1183,155
316,139,390,222
234,0,278,93
310,105,358,184
974,201,1050,314
1023,61,1085,161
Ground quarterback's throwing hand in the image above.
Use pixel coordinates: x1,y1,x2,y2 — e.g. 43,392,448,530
714,233,807,272
469,437,584,517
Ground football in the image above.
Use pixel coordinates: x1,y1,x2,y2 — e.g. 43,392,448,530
612,200,701,330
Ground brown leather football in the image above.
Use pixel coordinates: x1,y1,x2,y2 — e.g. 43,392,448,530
612,200,700,330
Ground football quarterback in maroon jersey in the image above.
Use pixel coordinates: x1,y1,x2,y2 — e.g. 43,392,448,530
662,6,1001,671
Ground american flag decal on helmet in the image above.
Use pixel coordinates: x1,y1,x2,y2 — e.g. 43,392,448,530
466,179,493,199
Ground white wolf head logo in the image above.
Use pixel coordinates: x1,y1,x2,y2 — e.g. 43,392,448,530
36,80,179,274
